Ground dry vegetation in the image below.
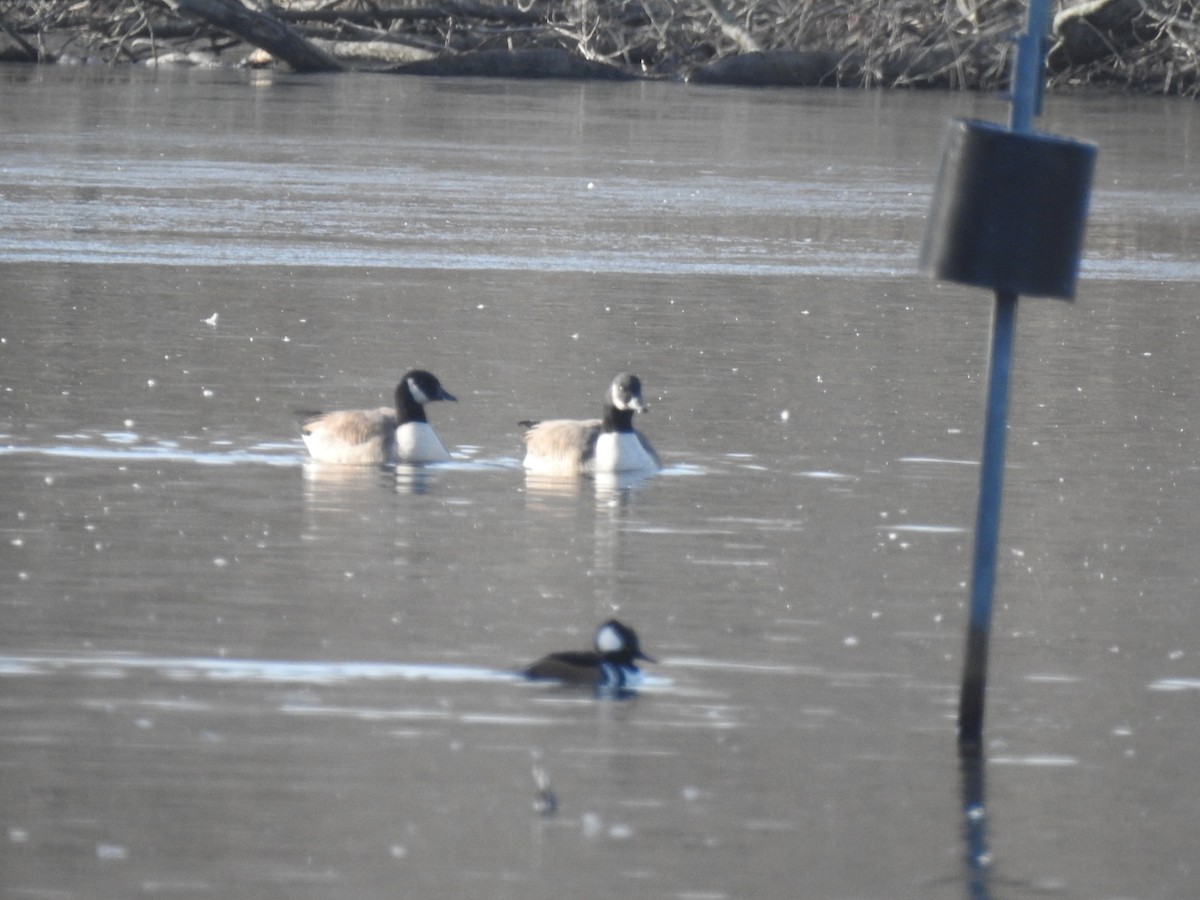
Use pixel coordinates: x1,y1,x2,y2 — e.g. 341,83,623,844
1,0,1197,95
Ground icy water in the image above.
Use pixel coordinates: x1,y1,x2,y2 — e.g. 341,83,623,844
2,65,1199,899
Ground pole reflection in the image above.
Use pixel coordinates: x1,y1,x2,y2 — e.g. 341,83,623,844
960,751,992,900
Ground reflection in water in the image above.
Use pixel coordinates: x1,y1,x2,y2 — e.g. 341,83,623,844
590,475,636,612
524,469,663,616
522,472,591,502
591,469,661,498
301,459,472,500
394,463,438,495
522,468,664,503
300,459,398,506
960,753,992,900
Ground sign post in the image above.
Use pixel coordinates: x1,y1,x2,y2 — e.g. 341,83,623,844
919,0,1097,754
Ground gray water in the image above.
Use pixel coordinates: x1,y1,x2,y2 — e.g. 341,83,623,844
1,65,1199,900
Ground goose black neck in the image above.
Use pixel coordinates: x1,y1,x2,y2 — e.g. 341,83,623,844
602,403,636,433
395,384,429,424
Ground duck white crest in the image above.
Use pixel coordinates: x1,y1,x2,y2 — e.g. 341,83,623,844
595,623,624,654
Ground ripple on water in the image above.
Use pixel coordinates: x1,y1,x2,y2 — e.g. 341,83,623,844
0,438,528,472
0,654,518,685
0,440,300,467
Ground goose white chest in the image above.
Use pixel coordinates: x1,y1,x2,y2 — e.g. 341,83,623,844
396,421,451,464
592,431,658,474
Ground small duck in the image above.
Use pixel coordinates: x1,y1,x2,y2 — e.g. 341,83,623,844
521,619,656,689
299,369,456,465
521,373,662,476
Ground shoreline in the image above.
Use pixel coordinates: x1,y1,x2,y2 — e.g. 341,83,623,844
2,0,1196,96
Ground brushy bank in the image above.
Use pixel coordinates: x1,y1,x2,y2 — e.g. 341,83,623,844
1,0,1197,96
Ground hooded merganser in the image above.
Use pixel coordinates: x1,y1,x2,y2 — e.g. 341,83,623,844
299,369,456,465
521,619,656,689
520,373,662,476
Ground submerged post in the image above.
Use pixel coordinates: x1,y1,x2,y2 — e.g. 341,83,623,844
958,289,1016,749
919,0,1096,754
958,0,1050,753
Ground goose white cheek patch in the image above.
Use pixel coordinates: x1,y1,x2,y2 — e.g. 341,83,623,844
407,378,431,405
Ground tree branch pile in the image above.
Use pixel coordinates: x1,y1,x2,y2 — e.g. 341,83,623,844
1,0,1197,95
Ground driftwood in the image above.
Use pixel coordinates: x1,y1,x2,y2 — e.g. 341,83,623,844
274,2,543,29
1049,0,1156,68
1047,0,1198,93
390,47,636,79
0,12,42,61
168,0,341,72
690,50,842,87
3,0,1199,95
308,38,435,69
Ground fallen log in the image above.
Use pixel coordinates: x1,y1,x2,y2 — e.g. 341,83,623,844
0,13,43,62
310,38,436,69
169,0,343,72
389,47,637,79
274,2,542,28
1048,0,1157,70
688,50,843,86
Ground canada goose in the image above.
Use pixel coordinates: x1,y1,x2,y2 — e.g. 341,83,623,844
521,620,656,688
299,369,456,465
521,373,661,476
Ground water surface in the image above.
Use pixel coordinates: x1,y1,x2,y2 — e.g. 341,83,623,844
2,66,1199,899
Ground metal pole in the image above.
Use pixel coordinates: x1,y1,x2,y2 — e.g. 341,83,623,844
958,290,1017,751
1009,0,1052,134
957,0,1051,753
